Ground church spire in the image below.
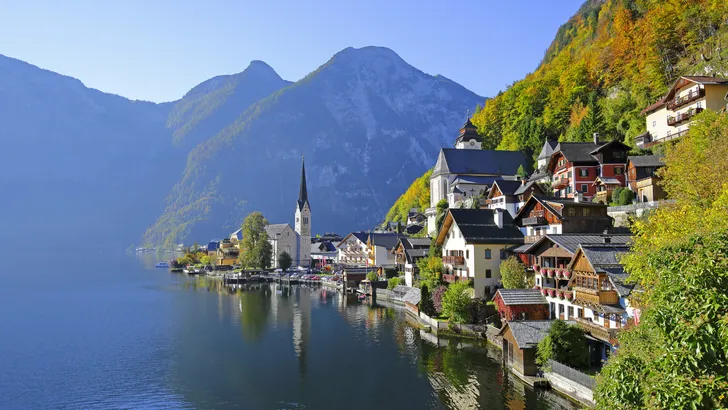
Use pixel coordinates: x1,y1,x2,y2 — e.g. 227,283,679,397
297,156,309,211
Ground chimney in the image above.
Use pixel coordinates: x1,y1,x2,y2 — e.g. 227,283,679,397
521,178,527,186
593,132,600,145
494,209,504,228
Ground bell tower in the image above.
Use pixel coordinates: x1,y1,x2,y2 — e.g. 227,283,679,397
295,156,311,267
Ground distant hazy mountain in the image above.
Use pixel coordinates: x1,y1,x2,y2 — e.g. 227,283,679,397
0,54,177,249
142,46,484,247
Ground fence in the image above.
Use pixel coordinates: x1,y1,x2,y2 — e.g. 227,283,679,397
548,360,595,390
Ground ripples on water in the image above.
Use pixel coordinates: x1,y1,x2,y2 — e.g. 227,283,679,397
0,255,578,409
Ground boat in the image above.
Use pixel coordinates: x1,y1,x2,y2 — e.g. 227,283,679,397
155,262,169,268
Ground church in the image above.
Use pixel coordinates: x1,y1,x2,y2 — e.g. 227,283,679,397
266,157,312,268
425,120,530,235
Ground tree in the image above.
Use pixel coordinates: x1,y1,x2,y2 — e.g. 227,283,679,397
618,188,634,205
199,255,211,265
417,256,443,290
536,320,589,370
277,251,292,272
366,271,378,282
595,112,728,409
239,212,273,269
442,281,472,323
516,164,527,179
431,285,446,314
387,277,402,290
611,187,624,204
500,256,531,289
420,284,435,316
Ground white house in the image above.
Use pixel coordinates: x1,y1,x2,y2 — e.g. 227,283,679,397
266,224,299,269
336,232,369,266
435,208,524,298
486,179,523,218
366,233,402,268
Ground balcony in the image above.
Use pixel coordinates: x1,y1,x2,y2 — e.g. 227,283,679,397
574,287,619,305
666,87,704,110
552,177,569,190
644,128,689,148
442,274,457,283
525,234,543,243
667,107,703,126
443,255,465,265
575,317,618,344
522,216,547,226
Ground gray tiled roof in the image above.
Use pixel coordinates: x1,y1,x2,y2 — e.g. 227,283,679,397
369,233,403,249
505,320,573,349
433,148,530,177
403,287,421,305
496,289,548,306
581,245,630,267
537,139,559,160
449,209,524,245
514,180,539,196
602,267,635,297
265,223,292,239
491,179,524,196
553,142,601,163
595,177,621,185
404,248,429,263
404,238,431,248
628,154,665,168
392,285,410,298
529,234,632,255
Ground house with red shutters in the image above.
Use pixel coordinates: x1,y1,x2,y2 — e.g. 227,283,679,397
547,135,631,200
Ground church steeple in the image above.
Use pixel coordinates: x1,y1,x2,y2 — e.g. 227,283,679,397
297,156,309,211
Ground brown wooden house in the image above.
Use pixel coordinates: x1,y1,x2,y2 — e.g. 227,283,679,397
626,155,666,203
499,321,567,376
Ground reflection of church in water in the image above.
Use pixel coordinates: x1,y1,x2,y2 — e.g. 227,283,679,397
270,284,311,378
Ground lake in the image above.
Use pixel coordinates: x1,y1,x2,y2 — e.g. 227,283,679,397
0,252,577,409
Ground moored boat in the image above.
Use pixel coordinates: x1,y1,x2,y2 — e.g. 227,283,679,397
155,261,169,268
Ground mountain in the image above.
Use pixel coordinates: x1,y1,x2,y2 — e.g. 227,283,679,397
0,54,178,249
384,0,728,225
142,46,484,247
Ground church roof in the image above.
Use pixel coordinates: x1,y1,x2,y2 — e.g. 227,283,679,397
265,224,293,239
454,118,483,145
432,148,530,178
537,139,558,160
297,157,310,211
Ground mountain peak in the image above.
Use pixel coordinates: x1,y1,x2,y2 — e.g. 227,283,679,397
241,60,282,81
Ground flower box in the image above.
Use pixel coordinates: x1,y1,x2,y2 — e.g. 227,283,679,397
558,291,565,299
565,292,573,301
533,264,540,272
547,289,556,297
541,289,548,296
563,270,571,279
546,269,554,278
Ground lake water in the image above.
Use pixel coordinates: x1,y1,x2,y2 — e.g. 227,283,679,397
0,252,577,409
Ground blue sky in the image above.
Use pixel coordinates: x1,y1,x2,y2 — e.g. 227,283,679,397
0,0,584,103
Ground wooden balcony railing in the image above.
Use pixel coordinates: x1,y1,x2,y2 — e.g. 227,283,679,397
666,88,704,110
443,255,465,265
644,128,689,148
667,107,703,126
442,274,457,283
552,177,569,189
574,287,619,305
575,318,618,344
522,216,547,226
525,235,543,243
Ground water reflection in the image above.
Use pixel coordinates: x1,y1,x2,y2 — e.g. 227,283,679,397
172,278,578,409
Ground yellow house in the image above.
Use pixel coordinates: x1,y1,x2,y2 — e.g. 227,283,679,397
435,208,524,298
637,76,728,149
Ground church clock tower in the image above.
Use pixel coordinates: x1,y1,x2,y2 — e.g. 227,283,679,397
295,157,311,267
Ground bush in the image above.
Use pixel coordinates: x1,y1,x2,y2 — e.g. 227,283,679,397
384,268,398,279
468,298,498,324
442,281,472,323
420,284,435,316
431,285,446,314
618,188,635,205
536,320,589,370
366,272,378,282
387,277,402,290
500,256,530,289
612,187,624,204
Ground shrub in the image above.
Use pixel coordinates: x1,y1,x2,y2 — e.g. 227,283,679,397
500,256,530,289
366,272,377,282
387,277,402,290
468,298,498,324
431,285,446,314
536,320,589,370
442,281,472,323
618,188,635,205
612,187,625,204
420,284,435,316
384,268,398,279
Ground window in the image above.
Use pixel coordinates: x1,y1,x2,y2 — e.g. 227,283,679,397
579,168,588,177
581,184,588,193
615,167,624,175
485,269,492,278
582,208,591,216
667,130,672,137
484,249,491,259
567,207,576,217
466,250,469,259
596,167,601,177
568,306,574,319
566,186,572,194
652,120,656,127
614,151,626,159
697,101,703,109
500,250,507,259
567,171,572,179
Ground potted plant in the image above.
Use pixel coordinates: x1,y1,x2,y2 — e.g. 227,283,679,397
541,288,548,296
558,291,565,299
563,270,571,279
547,269,554,278
533,264,540,272
565,292,573,301
548,289,556,298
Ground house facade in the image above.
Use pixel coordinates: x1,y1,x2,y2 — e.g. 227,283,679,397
336,232,369,266
435,208,524,298
512,196,613,244
637,76,728,149
547,138,630,200
266,224,299,269
487,179,523,217
367,233,402,268
392,237,430,286
626,155,666,203
493,289,550,321
499,321,564,377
